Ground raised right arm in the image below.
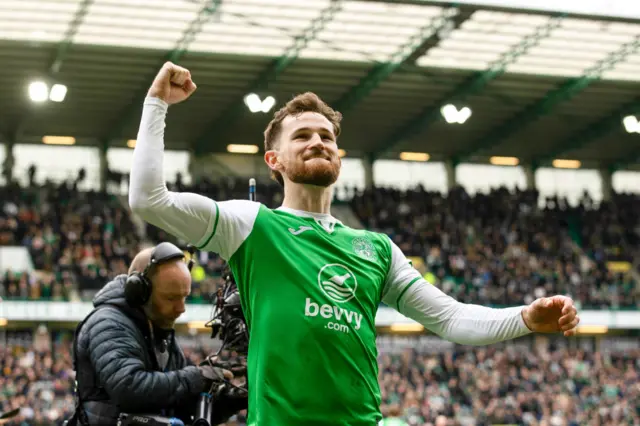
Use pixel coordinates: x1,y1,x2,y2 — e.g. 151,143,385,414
128,64,259,260
128,96,217,247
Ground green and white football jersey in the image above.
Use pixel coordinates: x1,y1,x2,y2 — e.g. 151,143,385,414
197,201,423,426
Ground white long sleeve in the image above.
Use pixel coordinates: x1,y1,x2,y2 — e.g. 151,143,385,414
382,239,532,345
129,96,215,247
128,97,260,259
397,281,532,345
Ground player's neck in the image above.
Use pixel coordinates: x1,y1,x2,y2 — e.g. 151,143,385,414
281,182,333,214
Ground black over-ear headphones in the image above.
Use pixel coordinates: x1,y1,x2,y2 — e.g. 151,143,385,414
125,242,196,307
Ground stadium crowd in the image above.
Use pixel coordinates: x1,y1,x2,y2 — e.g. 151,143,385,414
0,340,248,426
350,185,639,310
0,342,76,426
0,176,284,304
1,176,640,425
378,344,640,425
0,180,139,301
2,178,639,309
2,336,639,425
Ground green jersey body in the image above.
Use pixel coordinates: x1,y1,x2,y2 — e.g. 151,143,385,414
198,201,422,426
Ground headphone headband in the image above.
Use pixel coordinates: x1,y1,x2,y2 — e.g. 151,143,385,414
144,242,187,276
125,242,196,307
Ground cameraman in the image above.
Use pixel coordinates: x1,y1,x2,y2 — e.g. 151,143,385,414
69,242,243,425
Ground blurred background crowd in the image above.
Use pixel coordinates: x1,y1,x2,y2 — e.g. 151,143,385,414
2,333,639,425
3,177,638,309
1,175,639,425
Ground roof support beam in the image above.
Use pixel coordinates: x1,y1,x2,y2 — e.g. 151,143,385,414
331,6,462,113
534,98,640,169
12,0,94,139
373,14,564,158
192,0,343,155
102,0,222,144
458,33,640,163
49,0,94,74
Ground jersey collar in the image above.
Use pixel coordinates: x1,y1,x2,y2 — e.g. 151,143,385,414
276,206,342,223
276,206,342,233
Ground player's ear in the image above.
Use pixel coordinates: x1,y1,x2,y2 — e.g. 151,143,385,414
264,150,281,172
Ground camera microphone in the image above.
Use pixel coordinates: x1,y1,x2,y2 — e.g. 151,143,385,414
249,178,256,202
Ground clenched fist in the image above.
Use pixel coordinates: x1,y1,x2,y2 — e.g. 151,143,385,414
522,295,580,337
147,61,197,105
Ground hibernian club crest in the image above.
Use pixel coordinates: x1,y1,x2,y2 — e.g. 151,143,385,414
352,237,377,261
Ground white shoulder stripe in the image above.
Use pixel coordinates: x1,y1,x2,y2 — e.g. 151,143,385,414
201,200,261,261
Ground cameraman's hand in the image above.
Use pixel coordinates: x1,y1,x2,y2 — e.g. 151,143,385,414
211,385,248,425
198,363,232,382
201,355,246,376
198,355,248,424
198,356,233,393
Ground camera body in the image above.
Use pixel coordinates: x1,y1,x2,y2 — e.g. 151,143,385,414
117,413,185,426
208,265,249,355
116,392,213,426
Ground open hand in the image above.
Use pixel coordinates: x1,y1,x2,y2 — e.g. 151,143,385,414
522,295,580,336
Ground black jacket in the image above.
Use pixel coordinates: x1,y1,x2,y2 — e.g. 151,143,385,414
73,274,204,425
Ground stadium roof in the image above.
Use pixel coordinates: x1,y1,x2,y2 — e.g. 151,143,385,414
1,0,640,171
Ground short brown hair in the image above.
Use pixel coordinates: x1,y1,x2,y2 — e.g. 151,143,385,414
263,92,342,186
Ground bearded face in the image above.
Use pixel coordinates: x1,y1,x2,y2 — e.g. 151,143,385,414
271,112,342,188
284,146,341,187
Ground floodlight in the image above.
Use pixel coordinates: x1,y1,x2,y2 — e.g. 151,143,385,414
49,84,67,102
29,81,48,102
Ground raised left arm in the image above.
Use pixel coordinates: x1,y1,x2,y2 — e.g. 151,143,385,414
381,240,580,343
390,278,532,345
381,240,532,345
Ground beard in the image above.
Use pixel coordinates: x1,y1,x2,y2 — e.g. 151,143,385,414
285,154,341,187
144,302,176,330
154,316,176,330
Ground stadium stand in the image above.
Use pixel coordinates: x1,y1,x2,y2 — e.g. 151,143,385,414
4,179,638,310
2,327,639,425
0,179,139,302
377,344,640,425
350,185,640,309
1,177,640,425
